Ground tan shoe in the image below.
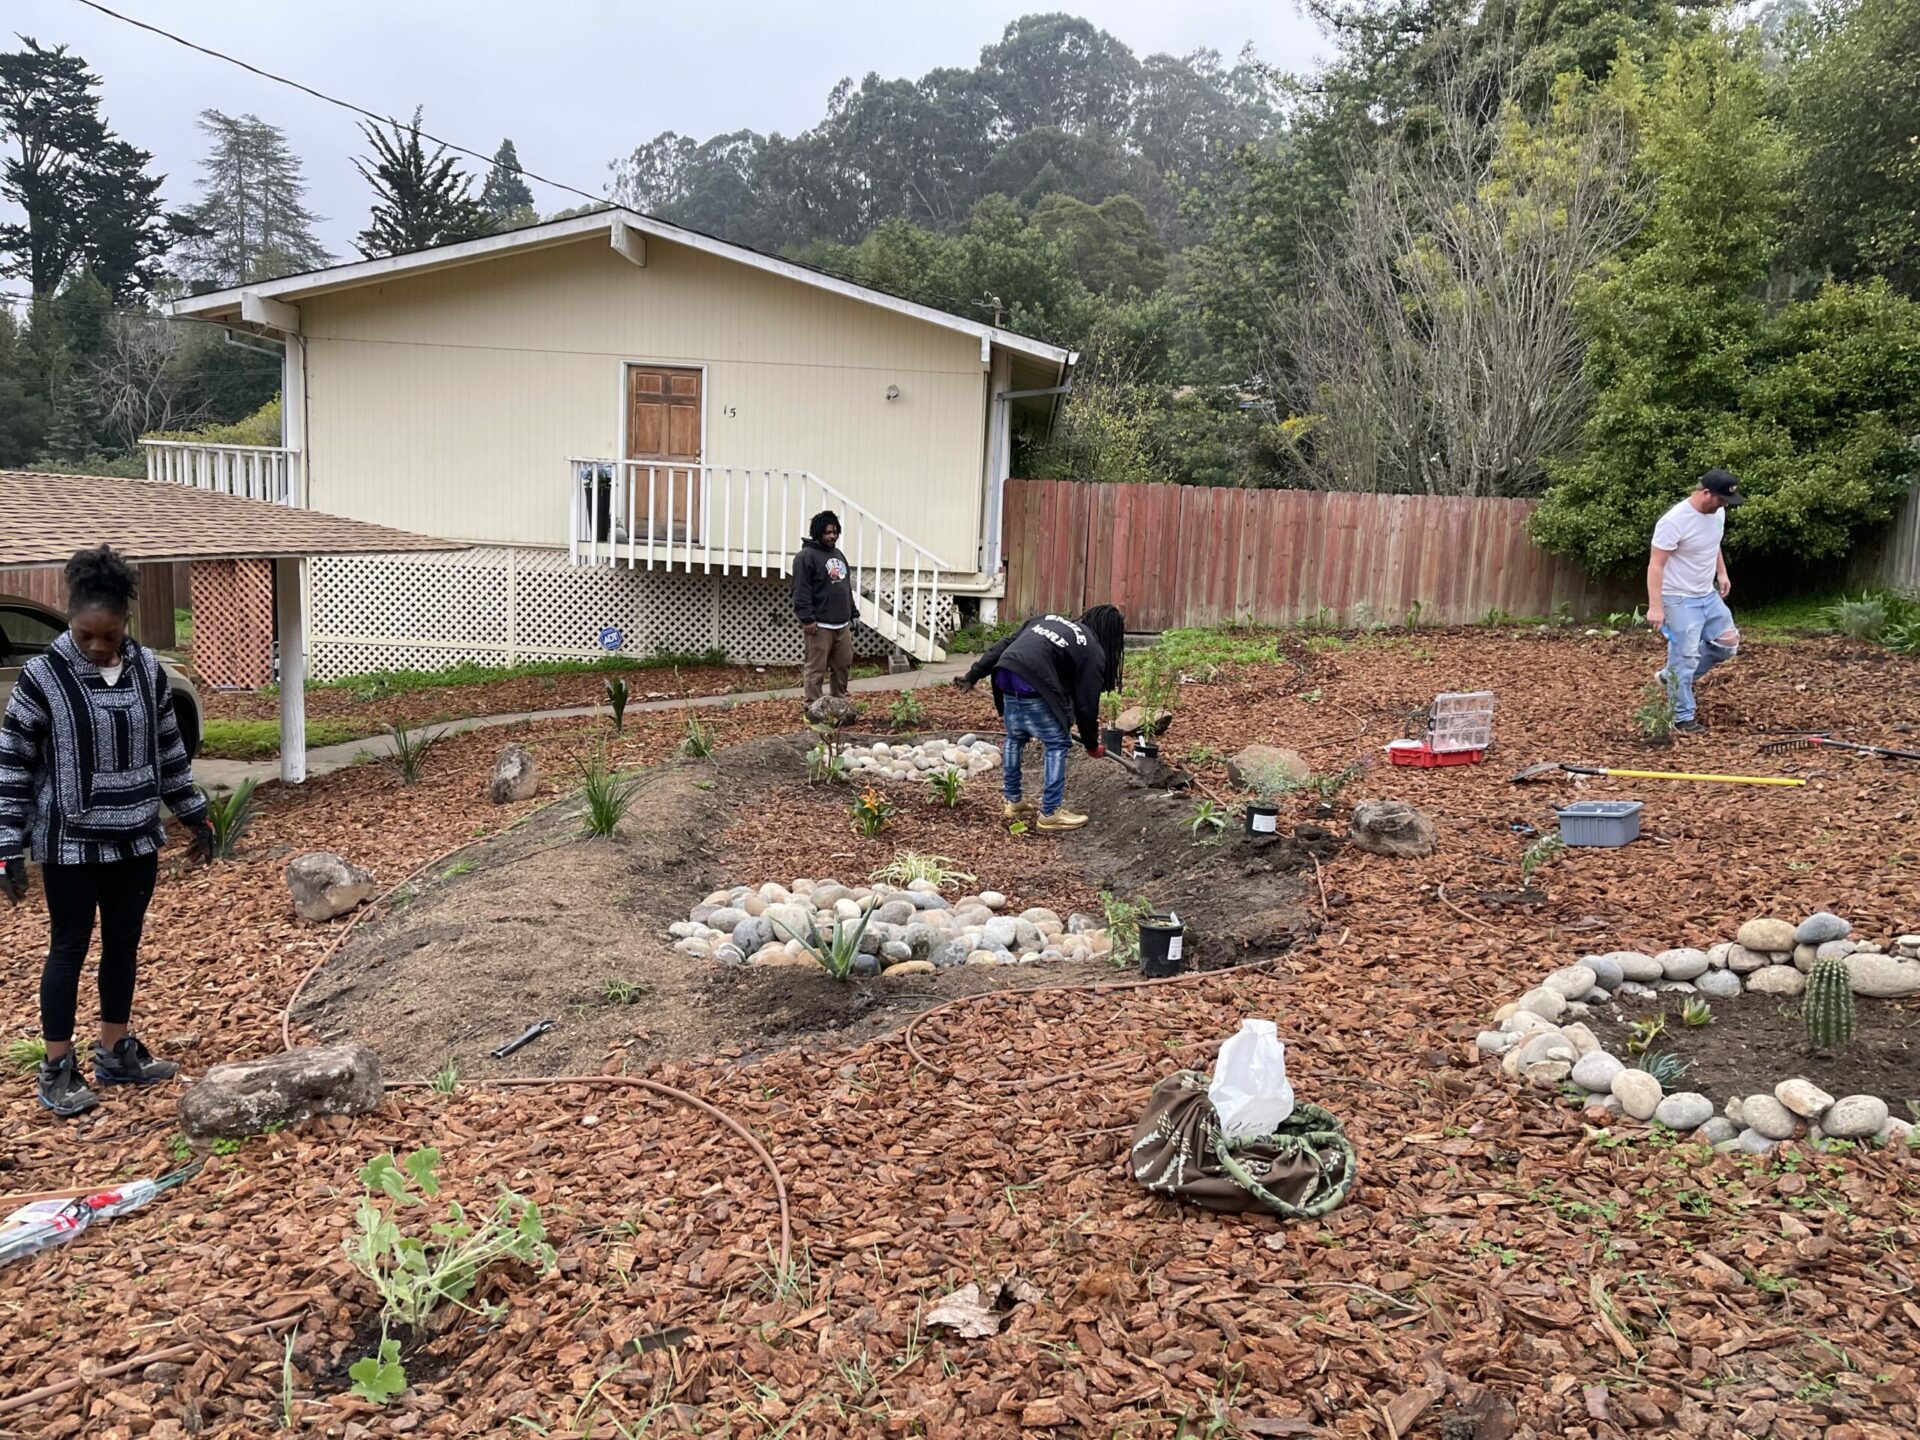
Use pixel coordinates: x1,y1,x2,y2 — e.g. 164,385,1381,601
1002,800,1037,822
1036,808,1089,831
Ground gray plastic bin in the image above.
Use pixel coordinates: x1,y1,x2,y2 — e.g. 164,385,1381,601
1555,799,1642,847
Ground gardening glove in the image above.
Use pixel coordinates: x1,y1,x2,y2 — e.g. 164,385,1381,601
2,857,26,905
950,676,975,690
1087,742,1106,759
185,820,215,866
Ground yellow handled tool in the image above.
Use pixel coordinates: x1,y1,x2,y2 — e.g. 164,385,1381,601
1511,761,1805,787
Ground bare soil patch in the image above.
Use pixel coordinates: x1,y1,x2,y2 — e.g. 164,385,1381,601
1588,990,1920,1112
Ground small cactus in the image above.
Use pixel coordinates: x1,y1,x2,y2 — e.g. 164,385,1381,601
1803,956,1855,1051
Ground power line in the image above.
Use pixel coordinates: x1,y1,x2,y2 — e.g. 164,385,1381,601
67,0,605,209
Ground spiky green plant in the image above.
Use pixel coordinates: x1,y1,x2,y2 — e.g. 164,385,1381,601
204,777,260,860
380,723,449,785
604,676,630,733
770,903,876,981
574,748,643,838
1633,1050,1692,1087
681,714,714,760
927,765,966,808
869,852,975,889
1803,956,1856,1051
5,1036,47,1073
1681,998,1713,1029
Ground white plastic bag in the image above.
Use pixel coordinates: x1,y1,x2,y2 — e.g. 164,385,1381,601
1208,1019,1295,1139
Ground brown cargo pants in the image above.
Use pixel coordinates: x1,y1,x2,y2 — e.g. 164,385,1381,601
802,623,853,702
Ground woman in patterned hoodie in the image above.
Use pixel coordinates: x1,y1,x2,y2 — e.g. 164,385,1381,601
1,545,213,1118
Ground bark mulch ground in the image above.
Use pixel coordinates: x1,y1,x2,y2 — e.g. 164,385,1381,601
2,629,1918,1440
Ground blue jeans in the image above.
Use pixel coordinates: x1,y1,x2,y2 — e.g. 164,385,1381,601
1001,695,1071,815
1661,592,1737,722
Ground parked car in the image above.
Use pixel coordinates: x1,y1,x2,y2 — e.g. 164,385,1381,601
0,594,203,756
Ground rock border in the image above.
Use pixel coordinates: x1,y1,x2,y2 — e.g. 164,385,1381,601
668,878,1115,977
1477,914,1919,1155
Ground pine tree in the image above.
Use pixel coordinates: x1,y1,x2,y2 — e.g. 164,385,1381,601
354,108,490,257
0,39,171,299
41,348,102,463
480,137,537,225
180,109,332,287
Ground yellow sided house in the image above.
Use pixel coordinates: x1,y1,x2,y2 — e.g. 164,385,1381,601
164,210,1075,678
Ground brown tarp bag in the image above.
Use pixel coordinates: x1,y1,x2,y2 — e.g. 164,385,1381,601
1129,1070,1358,1218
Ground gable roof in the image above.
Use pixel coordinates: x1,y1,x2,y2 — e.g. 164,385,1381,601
0,471,465,566
168,208,1076,369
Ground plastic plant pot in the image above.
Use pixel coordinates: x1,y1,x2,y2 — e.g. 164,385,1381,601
1245,803,1280,836
1101,726,1125,753
1138,914,1186,977
1135,740,1160,761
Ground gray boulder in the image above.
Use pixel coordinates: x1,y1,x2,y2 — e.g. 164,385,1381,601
1847,952,1920,998
1655,1092,1714,1131
180,1043,383,1138
732,916,775,954
1582,954,1624,989
1226,745,1309,793
488,743,539,804
286,852,376,923
875,900,918,927
804,695,860,727
1736,917,1796,953
1794,912,1851,945
1695,969,1742,999
1347,800,1438,859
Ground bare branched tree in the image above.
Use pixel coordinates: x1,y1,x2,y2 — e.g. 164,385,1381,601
87,317,207,451
1267,64,1649,496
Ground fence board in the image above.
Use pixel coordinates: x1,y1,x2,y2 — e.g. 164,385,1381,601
1001,480,1629,630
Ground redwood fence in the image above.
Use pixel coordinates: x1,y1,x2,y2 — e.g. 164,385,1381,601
1001,480,1632,632
0,562,181,649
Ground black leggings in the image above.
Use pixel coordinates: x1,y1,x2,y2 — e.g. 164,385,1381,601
39,853,159,1044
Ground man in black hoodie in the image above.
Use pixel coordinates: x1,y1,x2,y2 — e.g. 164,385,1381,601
954,605,1124,831
793,510,858,703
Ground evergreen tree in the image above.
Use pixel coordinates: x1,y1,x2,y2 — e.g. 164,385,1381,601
480,137,537,225
180,110,332,287
0,38,171,299
41,348,103,463
354,108,490,257
0,305,49,466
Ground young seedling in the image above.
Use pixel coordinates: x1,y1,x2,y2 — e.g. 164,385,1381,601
604,676,630,733
1634,1050,1693,1087
5,1036,47,1074
1186,800,1228,836
429,1058,459,1095
681,714,715,760
1100,891,1154,967
887,690,926,733
1625,1013,1668,1057
203,777,259,860
1519,833,1566,890
603,978,642,1005
1681,998,1713,1029
381,723,449,786
869,852,975,889
574,747,643,838
805,724,847,785
927,765,966,808
1633,678,1676,743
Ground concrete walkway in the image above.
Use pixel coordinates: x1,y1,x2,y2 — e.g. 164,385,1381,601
194,657,974,793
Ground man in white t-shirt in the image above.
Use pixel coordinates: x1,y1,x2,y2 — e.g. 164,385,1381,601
1647,468,1744,734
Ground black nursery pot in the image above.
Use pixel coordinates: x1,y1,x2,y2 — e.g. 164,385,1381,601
1101,726,1125,753
1138,914,1186,977
1135,740,1159,760
1245,802,1281,836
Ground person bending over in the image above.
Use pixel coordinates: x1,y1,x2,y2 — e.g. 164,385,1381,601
953,605,1125,832
1,545,212,1118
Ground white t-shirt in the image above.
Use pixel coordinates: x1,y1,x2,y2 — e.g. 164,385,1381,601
1650,498,1725,598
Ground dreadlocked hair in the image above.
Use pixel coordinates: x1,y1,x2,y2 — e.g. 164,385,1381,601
1079,604,1126,693
65,544,138,618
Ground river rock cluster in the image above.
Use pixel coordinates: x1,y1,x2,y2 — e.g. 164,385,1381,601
668,878,1114,976
1478,912,1919,1155
838,735,1001,783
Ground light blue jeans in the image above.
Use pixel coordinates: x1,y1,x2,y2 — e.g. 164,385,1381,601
1001,695,1071,815
1660,592,1738,723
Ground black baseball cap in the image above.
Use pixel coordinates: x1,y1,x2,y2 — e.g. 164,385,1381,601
1700,469,1745,507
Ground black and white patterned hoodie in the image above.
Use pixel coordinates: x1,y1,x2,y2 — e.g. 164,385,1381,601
0,632,206,865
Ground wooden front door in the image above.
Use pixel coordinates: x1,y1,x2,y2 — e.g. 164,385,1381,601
626,365,702,541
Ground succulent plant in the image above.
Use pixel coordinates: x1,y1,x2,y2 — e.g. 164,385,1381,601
1803,955,1856,1051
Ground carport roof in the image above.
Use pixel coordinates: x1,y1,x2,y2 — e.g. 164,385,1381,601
0,470,464,566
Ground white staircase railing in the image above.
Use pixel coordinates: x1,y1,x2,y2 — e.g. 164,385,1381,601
143,440,298,505
566,459,949,662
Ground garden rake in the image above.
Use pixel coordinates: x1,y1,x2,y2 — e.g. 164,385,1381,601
1509,761,1805,788
1758,735,1920,762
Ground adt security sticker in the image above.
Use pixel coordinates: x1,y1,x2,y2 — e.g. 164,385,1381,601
598,625,623,652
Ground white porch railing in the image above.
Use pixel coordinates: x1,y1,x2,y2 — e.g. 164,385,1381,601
143,440,298,505
567,459,949,662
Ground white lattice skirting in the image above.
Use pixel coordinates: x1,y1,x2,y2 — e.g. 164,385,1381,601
308,547,958,682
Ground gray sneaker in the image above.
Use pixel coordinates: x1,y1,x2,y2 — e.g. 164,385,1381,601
92,1035,179,1086
36,1052,99,1117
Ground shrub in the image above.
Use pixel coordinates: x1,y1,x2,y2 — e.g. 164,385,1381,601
1100,890,1153,967
203,777,259,860
887,691,926,733
344,1147,554,1405
380,723,449,786
575,749,643,838
927,765,966,808
1803,956,1856,1050
1825,589,1920,653
1632,679,1675,743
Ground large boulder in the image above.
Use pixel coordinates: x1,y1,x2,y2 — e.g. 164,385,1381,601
179,1043,383,1138
1226,745,1310,793
1846,952,1920,998
488,743,539,804
1736,917,1796,954
1115,706,1171,737
805,695,860,728
1347,800,1438,859
286,852,376,923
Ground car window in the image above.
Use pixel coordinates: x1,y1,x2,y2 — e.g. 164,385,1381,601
0,605,64,661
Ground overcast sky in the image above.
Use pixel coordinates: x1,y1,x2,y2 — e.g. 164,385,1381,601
6,0,1330,265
